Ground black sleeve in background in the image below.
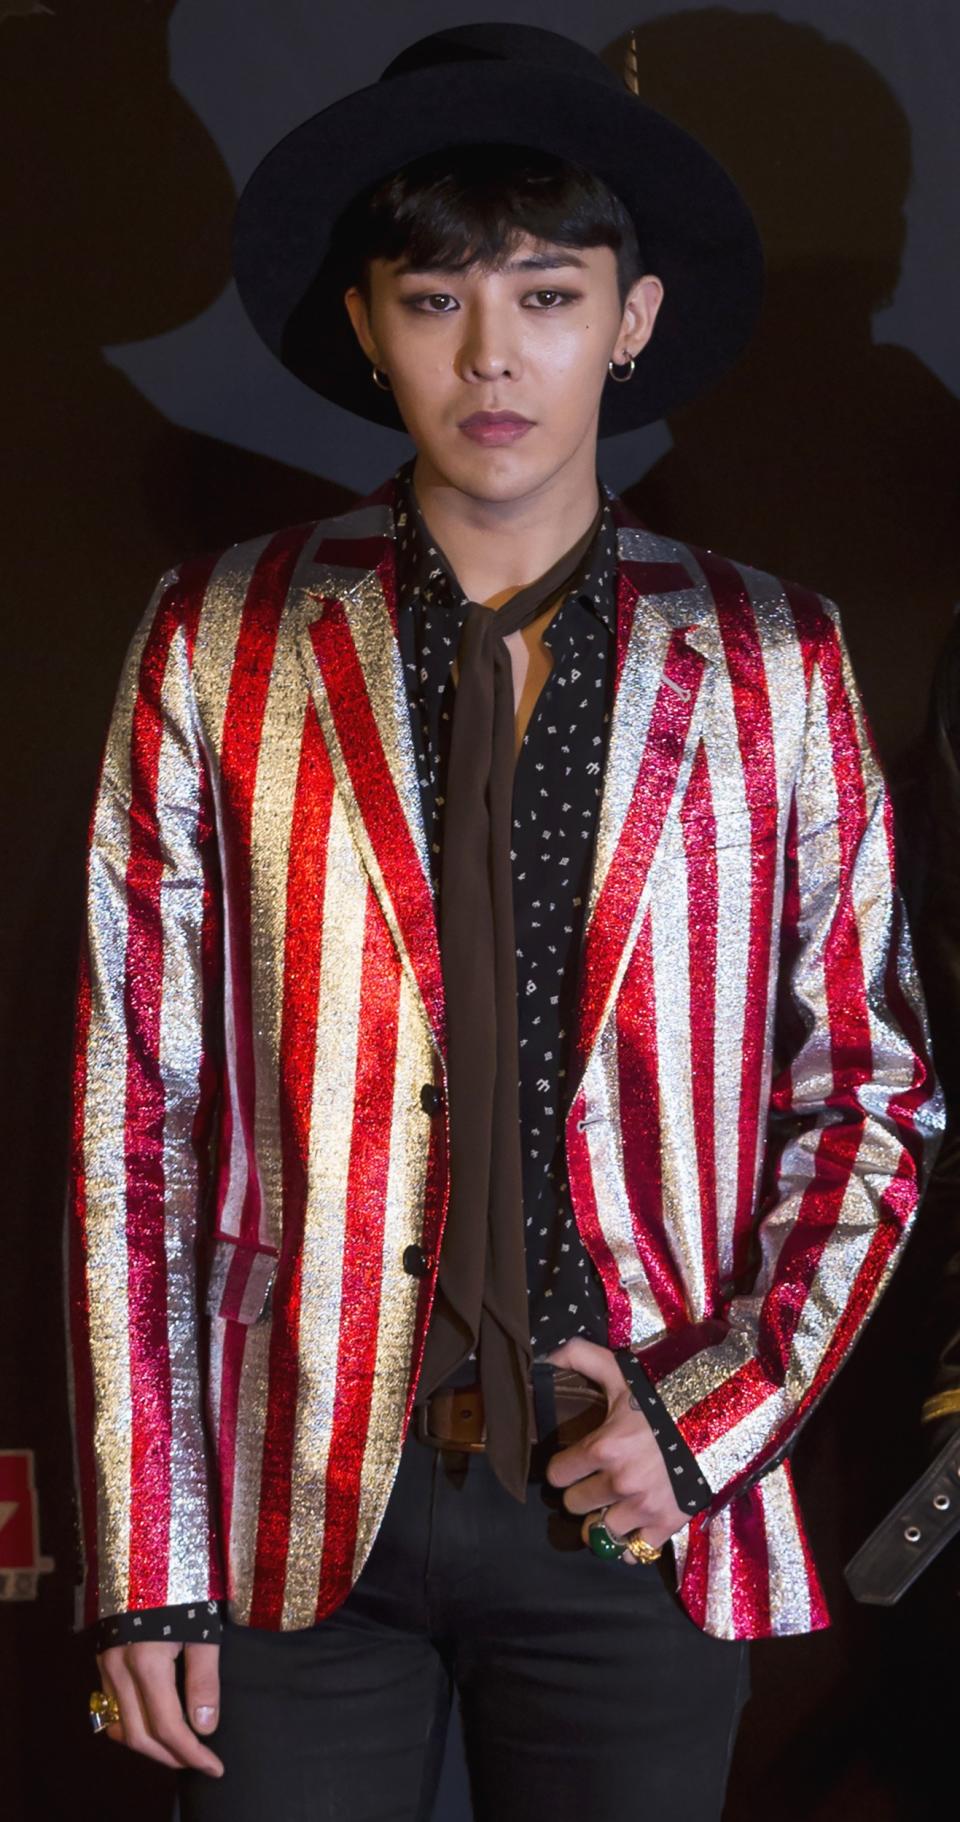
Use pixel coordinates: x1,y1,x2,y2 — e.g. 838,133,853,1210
614,1347,713,1518
94,1600,224,1654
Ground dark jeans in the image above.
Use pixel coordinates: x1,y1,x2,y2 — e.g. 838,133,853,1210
180,1427,750,1822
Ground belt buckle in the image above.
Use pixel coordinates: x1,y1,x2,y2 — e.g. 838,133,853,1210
414,1389,487,1451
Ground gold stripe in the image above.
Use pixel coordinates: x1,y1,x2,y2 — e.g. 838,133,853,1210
351,969,435,1579
224,1323,274,1625
698,660,752,1288
280,793,367,1628
756,1461,812,1635
649,856,708,1314
703,1505,734,1637
921,1389,960,1423
193,538,272,1240
248,602,312,1253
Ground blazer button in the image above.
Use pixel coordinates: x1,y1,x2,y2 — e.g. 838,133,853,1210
419,1082,443,1116
403,1244,433,1278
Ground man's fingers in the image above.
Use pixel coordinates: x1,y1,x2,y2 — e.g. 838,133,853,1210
542,1336,619,1397
98,1649,184,1770
558,1468,618,1514
129,1646,224,1776
183,1642,221,1735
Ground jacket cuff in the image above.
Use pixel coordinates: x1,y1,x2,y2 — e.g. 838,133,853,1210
94,1601,224,1653
614,1348,713,1518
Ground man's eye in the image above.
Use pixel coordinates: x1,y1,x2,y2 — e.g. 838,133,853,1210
408,293,457,312
526,289,577,308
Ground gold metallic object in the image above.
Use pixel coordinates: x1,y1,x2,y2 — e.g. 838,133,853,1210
607,354,636,382
371,365,392,390
89,1690,121,1734
920,1390,960,1424
625,1530,662,1564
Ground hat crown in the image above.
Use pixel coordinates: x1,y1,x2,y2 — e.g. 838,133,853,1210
380,22,622,93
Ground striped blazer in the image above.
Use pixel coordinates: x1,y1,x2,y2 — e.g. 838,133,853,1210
66,467,942,1642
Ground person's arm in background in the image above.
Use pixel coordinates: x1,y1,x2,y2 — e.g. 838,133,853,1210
65,559,225,1775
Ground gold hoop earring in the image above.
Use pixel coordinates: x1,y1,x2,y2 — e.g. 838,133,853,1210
607,353,637,383
371,365,392,391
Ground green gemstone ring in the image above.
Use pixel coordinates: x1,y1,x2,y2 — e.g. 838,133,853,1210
587,1515,624,1562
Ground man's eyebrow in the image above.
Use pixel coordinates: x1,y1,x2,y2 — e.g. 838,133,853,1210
395,250,589,278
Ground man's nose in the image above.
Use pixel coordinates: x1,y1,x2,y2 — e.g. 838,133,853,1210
457,305,518,381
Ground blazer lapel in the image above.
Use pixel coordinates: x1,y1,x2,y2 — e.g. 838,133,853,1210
568,505,722,1102
293,479,446,1060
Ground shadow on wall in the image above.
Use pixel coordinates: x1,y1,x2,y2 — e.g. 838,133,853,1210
0,7,345,1819
605,7,960,773
602,14,960,1822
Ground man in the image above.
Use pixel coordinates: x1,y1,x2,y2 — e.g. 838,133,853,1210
67,23,942,1822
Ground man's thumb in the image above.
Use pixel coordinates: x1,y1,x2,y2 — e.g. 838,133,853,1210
184,1641,221,1734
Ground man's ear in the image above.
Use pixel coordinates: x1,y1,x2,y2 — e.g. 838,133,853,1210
619,273,665,358
343,285,378,364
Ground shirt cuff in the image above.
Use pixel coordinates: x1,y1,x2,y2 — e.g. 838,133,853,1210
94,1601,224,1653
614,1347,713,1518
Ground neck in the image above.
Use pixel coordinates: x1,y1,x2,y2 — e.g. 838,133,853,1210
409,448,602,608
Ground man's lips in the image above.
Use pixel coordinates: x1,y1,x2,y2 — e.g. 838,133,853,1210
459,411,533,428
458,411,535,444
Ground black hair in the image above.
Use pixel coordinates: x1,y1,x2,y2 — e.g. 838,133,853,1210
331,143,644,309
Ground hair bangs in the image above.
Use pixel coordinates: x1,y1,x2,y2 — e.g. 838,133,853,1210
333,144,643,306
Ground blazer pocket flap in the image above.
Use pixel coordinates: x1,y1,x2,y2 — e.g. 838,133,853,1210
204,1235,278,1324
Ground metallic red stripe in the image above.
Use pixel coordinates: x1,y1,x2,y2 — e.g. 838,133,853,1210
566,1091,634,1347
728,1489,772,1636
315,887,403,1617
677,1352,774,1456
307,595,445,1052
67,959,99,1623
783,1463,830,1631
768,797,803,1126
680,745,720,1310
616,916,687,1326
701,554,780,1270
676,1512,710,1630
248,702,335,1627
574,630,706,1074
217,526,315,1246
215,1318,248,1589
123,576,206,1607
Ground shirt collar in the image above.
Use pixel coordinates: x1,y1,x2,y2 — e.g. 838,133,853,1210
392,458,618,635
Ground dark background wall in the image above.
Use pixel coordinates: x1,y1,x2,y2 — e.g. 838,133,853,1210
2,4,958,1818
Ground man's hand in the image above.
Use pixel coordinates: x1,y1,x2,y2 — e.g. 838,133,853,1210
544,1337,689,1560
96,1640,224,1776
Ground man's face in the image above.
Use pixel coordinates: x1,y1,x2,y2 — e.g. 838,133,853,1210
343,234,663,502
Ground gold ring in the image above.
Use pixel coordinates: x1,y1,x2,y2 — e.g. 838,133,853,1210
89,1689,121,1733
625,1530,662,1564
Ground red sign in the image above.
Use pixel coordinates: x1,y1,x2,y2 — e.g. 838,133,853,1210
0,1450,54,1600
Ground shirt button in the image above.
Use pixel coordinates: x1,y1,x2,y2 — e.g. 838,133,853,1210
419,1082,443,1116
403,1245,434,1278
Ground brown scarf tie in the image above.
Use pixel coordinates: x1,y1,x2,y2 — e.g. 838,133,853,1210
417,490,605,1502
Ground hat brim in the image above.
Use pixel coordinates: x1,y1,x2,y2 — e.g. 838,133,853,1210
232,62,764,436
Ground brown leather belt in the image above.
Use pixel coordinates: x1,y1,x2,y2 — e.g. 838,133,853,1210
413,1366,606,1453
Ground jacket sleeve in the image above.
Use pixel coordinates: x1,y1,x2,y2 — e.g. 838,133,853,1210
95,1601,224,1653
65,561,225,1627
632,595,945,1512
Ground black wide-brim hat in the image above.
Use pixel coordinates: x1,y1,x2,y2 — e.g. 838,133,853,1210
233,22,764,437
